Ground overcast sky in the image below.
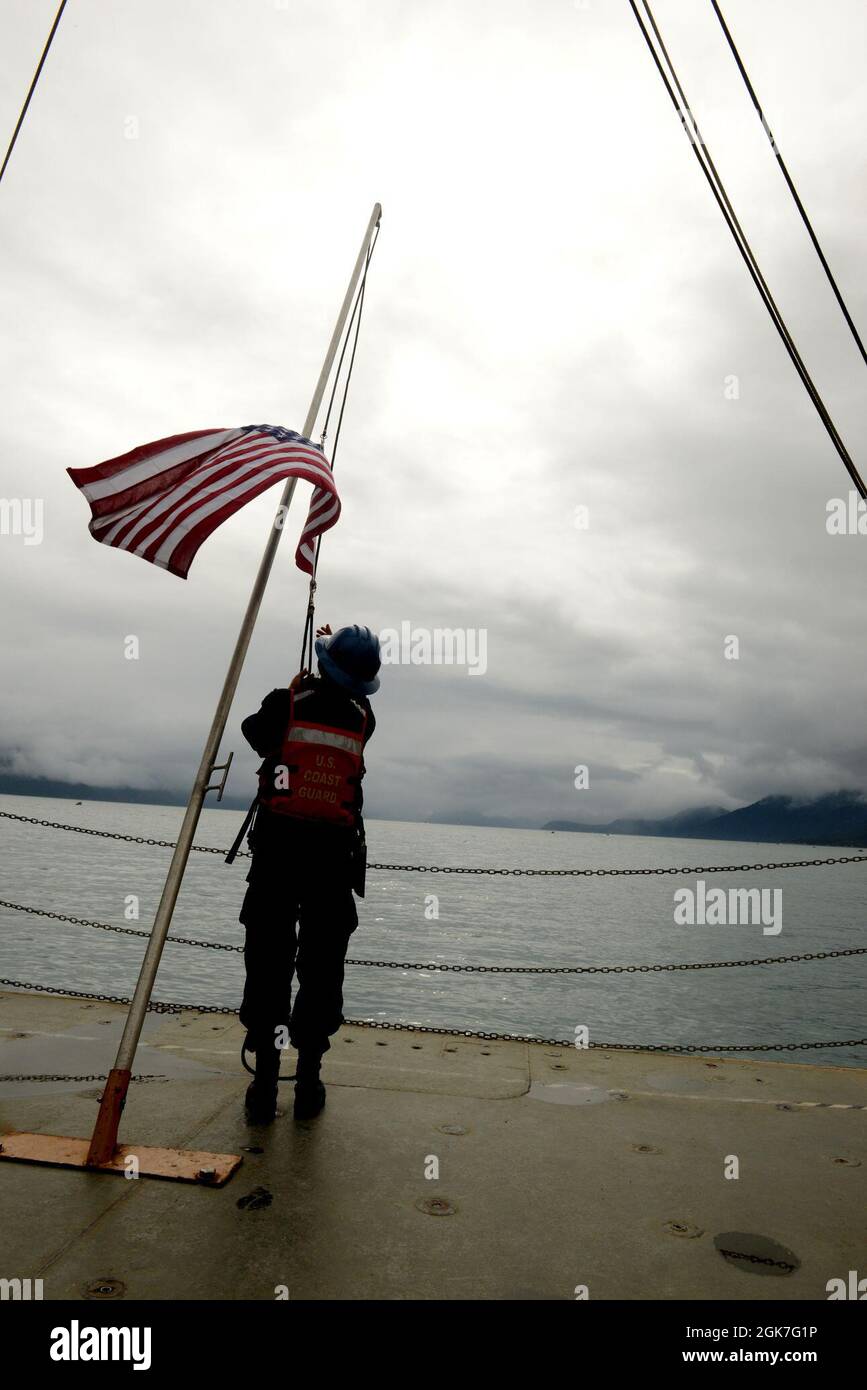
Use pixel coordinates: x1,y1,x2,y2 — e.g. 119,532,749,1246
1,0,865,828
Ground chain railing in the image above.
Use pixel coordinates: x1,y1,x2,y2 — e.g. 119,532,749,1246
0,1073,164,1083
1,976,865,1053
2,897,866,975
2,810,864,1058
1,808,865,876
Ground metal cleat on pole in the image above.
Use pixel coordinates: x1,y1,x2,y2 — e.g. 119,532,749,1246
206,751,234,801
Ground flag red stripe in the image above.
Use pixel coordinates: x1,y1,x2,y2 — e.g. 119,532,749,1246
116,446,333,558
137,456,332,567
67,430,226,488
68,426,340,580
101,441,299,551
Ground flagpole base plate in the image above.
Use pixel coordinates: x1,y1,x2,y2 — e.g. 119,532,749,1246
0,1132,242,1185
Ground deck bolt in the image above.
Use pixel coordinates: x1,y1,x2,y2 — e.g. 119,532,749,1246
416,1196,456,1216
664,1220,702,1239
84,1277,126,1299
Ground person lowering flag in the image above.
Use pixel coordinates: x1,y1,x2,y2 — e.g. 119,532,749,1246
24,204,384,1182
236,622,382,1123
67,424,370,1124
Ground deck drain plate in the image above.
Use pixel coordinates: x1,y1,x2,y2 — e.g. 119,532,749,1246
714,1231,799,1276
528,1082,612,1106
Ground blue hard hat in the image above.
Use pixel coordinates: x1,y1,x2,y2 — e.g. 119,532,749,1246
315,625,381,696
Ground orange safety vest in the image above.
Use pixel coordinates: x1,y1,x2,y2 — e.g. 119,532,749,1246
257,690,367,827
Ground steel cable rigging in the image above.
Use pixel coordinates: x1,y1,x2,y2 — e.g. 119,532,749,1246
298,224,380,674
0,1,68,187
628,0,866,499
710,0,867,372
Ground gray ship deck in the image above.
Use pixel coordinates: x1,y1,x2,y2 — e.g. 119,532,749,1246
1,989,864,1301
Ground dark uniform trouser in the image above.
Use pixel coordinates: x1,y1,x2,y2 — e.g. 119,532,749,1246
239,854,358,1057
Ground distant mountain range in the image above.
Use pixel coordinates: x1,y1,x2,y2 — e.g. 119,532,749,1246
544,792,867,848
2,773,866,846
0,771,248,812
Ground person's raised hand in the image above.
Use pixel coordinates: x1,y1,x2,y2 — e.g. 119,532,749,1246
316,623,332,638
289,668,309,691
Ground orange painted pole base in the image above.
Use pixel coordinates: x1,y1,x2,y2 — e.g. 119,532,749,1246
85,1065,131,1166
0,1064,243,1185
0,1132,242,1185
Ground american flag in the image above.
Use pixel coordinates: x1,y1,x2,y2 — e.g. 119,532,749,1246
67,424,340,579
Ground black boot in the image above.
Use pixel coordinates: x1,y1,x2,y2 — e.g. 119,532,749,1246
244,1033,281,1124
293,1051,326,1120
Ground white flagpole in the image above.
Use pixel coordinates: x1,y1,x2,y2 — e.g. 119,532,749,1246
86,202,382,1166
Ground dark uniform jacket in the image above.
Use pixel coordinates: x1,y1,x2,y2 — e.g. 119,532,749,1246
241,672,376,872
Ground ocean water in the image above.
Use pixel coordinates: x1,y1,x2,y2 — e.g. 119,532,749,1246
0,793,864,1067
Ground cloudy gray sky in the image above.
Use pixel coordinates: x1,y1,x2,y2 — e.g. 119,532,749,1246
1,0,865,828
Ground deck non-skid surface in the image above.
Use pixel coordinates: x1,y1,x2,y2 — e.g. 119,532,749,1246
0,990,864,1300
